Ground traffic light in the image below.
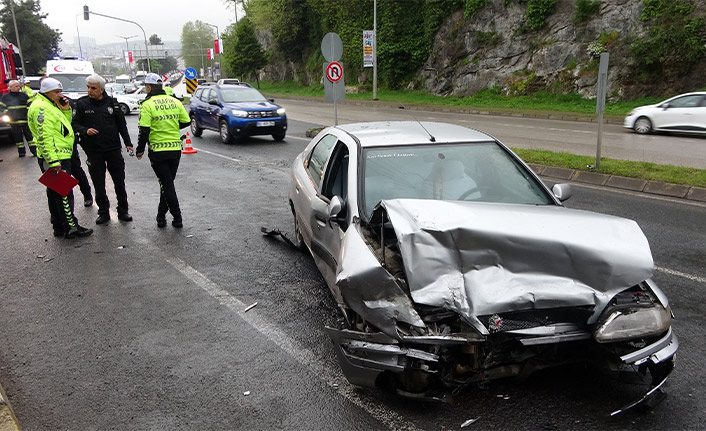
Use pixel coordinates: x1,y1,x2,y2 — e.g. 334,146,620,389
83,5,89,20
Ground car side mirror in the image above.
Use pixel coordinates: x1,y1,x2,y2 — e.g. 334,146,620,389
268,98,275,103
328,195,345,220
662,103,670,110
208,99,219,106
552,183,572,202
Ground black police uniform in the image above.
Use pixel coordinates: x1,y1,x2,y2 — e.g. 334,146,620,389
72,92,133,219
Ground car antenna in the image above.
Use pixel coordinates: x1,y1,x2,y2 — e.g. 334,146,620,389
414,117,436,142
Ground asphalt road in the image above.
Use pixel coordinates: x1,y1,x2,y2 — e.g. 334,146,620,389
0,109,704,430
276,97,706,169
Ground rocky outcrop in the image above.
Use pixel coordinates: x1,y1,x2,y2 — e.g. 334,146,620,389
421,0,651,99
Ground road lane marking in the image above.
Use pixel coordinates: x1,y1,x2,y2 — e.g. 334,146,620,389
655,266,706,285
165,257,422,431
190,148,241,162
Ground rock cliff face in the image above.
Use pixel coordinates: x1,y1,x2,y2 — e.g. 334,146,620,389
421,0,705,100
258,0,706,100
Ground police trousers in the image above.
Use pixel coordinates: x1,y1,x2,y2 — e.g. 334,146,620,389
86,149,128,216
148,150,181,220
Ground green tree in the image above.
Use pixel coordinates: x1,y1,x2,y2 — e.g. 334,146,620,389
180,20,215,74
223,18,267,87
0,0,61,75
149,34,162,45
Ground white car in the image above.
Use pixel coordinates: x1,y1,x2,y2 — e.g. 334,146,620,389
113,93,141,115
624,92,706,134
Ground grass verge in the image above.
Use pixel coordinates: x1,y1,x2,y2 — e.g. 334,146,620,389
513,149,706,188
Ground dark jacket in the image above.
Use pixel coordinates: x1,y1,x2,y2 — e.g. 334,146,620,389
72,92,132,152
0,91,30,123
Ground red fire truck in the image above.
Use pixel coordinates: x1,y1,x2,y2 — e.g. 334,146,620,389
0,37,20,95
1,37,20,142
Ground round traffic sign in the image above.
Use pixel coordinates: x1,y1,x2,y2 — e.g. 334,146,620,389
326,62,343,83
184,67,197,80
321,32,343,62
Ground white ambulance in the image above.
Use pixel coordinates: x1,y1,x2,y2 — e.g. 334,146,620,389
45,57,95,100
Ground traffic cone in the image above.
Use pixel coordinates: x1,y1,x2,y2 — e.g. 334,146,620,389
182,132,197,154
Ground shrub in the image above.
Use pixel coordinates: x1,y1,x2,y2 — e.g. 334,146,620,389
526,0,558,30
573,0,601,24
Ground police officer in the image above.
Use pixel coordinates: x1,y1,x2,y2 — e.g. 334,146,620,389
73,74,133,225
0,80,35,157
21,79,35,103
28,78,93,238
136,73,190,228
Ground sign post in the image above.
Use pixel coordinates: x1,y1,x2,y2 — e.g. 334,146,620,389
321,33,344,125
184,67,198,94
595,52,609,169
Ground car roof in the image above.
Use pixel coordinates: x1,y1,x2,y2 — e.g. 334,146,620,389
335,121,495,148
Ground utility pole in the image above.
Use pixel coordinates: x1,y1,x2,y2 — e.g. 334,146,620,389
9,1,26,77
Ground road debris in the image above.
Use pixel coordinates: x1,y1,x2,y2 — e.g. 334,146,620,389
186,234,194,238
260,226,297,249
243,391,250,396
461,417,480,428
244,302,258,312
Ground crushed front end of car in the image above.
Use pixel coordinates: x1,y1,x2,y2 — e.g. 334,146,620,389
326,199,677,414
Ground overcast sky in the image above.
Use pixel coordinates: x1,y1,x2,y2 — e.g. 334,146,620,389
41,0,243,45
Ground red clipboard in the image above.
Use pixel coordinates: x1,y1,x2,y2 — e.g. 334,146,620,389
39,169,79,197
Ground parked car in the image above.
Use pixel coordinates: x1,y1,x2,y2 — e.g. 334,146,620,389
624,91,706,134
105,83,126,96
217,78,240,85
189,83,287,143
113,93,141,115
123,82,138,94
288,121,677,414
0,111,11,143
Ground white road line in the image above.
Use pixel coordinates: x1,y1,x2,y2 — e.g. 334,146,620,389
191,148,241,162
655,266,706,285
165,257,422,431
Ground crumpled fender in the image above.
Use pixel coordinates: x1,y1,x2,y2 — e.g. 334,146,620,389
335,222,425,338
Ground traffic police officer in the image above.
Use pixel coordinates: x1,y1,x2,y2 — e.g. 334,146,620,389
22,79,35,103
28,78,93,238
136,73,190,228
0,80,35,157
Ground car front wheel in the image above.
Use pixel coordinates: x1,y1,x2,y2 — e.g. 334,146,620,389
633,117,653,134
292,208,307,252
119,103,129,116
190,116,203,137
272,132,286,141
219,120,234,144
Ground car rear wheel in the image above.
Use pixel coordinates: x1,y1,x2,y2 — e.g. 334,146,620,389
633,117,653,134
272,132,286,141
119,103,129,116
219,120,233,144
190,117,203,137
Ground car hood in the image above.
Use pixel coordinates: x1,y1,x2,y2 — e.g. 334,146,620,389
224,101,279,111
338,199,654,336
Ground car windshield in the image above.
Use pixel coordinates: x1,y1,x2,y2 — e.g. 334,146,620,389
50,74,89,92
362,142,552,216
220,88,267,103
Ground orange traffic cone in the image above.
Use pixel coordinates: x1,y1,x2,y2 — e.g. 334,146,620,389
182,132,197,154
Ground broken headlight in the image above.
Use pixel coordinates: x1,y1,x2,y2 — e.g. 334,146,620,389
595,304,671,343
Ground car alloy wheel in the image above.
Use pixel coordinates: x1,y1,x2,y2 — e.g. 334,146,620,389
119,103,129,116
190,117,203,137
220,120,233,144
634,117,653,134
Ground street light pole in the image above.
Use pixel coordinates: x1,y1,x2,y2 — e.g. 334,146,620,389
84,8,151,72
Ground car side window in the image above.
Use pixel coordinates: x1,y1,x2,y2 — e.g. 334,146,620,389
208,90,219,104
306,134,339,189
193,88,203,101
668,95,702,108
321,143,349,201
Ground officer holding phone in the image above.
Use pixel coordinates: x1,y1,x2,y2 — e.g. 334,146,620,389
28,78,93,239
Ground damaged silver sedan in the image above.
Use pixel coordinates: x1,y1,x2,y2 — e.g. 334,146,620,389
288,121,677,414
